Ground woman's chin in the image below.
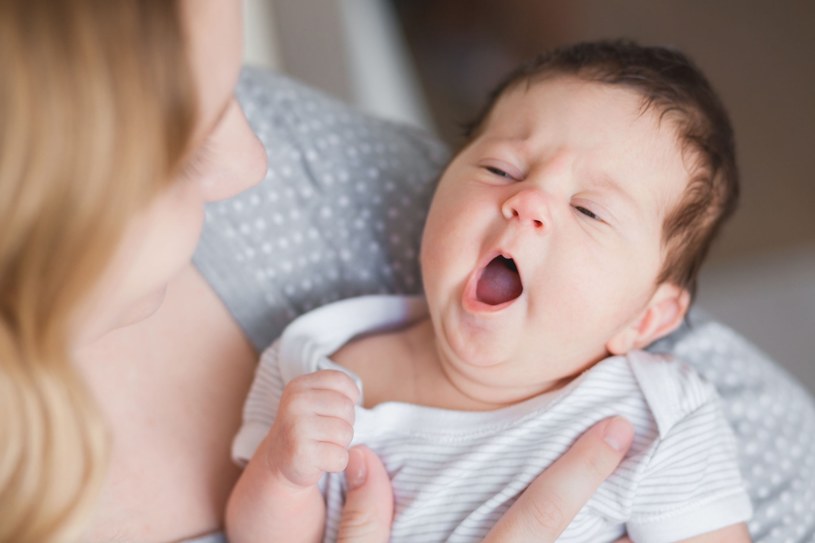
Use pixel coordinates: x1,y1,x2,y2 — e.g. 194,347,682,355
74,286,169,348
114,287,168,330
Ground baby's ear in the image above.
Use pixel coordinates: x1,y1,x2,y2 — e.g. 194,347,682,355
606,283,690,355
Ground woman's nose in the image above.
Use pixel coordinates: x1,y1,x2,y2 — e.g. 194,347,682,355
200,100,268,202
501,188,548,231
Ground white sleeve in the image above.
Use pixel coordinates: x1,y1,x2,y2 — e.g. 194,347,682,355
231,339,285,467
626,396,753,543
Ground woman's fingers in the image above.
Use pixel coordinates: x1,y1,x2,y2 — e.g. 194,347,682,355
483,416,635,543
336,446,394,543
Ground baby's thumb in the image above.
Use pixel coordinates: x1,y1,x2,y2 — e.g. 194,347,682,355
337,445,394,543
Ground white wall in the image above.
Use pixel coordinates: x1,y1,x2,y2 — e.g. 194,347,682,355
242,0,433,131
243,0,281,70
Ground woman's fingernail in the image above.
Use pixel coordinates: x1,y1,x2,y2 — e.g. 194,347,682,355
603,416,634,452
345,447,367,490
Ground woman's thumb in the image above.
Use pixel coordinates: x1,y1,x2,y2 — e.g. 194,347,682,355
336,445,394,543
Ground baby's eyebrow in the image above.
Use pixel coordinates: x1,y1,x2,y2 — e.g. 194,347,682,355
477,135,527,150
590,173,640,213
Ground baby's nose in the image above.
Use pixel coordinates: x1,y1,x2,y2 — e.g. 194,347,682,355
501,188,547,231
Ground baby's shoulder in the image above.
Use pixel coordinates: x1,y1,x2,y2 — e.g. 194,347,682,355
332,328,401,373
624,350,719,438
332,326,416,408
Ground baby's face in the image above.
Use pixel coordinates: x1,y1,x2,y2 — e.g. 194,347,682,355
420,76,690,404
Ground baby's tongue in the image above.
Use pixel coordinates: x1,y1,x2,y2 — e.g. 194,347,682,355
476,257,523,305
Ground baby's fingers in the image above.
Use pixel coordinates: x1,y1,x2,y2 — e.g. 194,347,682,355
281,370,360,425
271,440,350,486
282,386,357,427
289,370,360,404
315,441,353,474
307,415,355,450
267,415,355,486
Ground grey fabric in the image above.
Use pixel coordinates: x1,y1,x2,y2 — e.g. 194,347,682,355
195,68,447,350
193,67,815,542
181,533,226,543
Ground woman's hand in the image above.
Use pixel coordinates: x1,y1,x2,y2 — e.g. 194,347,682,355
337,445,394,543
337,416,635,542
483,416,634,542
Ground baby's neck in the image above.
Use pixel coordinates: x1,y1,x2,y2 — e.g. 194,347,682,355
333,317,571,411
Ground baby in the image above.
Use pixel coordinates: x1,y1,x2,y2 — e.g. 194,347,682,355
228,40,752,542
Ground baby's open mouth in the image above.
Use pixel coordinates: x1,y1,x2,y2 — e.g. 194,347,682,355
475,255,523,305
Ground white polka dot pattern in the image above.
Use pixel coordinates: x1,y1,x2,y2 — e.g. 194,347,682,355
195,68,448,349
192,68,815,542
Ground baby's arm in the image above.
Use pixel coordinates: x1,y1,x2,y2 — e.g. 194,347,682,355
675,522,751,542
616,523,750,543
226,370,359,543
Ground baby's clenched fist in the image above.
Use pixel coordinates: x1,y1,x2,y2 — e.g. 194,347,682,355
264,370,360,488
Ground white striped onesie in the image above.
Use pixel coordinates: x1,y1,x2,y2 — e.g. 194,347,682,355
233,295,752,542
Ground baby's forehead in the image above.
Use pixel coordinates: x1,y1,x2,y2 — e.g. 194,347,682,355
491,76,658,126
487,76,687,155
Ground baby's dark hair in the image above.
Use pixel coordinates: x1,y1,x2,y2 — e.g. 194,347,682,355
464,39,739,299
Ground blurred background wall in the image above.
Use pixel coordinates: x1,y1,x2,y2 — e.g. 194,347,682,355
243,0,814,394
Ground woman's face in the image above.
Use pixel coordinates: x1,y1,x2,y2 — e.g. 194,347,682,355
77,0,267,343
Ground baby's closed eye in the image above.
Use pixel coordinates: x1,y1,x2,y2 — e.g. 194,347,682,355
485,166,512,178
574,205,601,221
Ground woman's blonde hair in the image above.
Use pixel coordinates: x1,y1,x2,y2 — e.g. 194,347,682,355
0,1,197,540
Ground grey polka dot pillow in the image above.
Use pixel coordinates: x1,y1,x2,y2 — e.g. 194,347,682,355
194,68,815,542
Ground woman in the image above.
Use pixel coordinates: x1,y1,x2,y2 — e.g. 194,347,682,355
0,1,637,541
